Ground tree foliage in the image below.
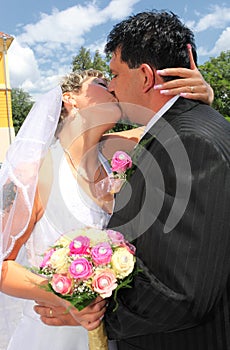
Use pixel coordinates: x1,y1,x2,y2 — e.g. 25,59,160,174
72,47,92,71
72,46,110,76
199,51,230,118
11,88,34,134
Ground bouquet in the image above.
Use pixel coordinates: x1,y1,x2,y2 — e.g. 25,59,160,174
96,150,132,198
38,227,136,350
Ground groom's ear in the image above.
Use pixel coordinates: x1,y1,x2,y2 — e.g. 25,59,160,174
139,64,155,93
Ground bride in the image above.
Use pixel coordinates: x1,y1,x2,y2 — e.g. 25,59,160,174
0,65,213,350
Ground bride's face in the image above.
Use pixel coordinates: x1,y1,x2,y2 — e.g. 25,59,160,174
74,76,122,131
76,77,117,107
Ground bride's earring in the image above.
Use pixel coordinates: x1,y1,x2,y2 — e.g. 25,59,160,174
72,107,79,118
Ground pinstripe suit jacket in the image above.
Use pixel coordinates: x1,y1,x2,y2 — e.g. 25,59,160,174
105,98,230,350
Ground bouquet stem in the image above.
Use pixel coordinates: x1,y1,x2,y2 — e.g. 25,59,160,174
88,321,108,350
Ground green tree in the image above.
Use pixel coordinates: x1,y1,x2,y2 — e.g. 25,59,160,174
199,51,230,118
72,46,110,75
11,88,34,134
92,50,109,73
72,47,92,71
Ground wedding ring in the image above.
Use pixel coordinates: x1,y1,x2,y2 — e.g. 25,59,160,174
49,308,53,317
190,86,195,93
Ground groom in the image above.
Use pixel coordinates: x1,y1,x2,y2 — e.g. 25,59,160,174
101,10,230,350
35,10,230,350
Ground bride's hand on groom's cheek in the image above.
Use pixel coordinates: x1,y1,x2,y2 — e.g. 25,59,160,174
34,296,107,329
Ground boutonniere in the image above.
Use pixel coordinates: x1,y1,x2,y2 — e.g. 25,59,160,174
110,151,132,179
96,134,155,198
95,151,132,197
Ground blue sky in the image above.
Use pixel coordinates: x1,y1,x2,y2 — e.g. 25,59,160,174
2,0,230,99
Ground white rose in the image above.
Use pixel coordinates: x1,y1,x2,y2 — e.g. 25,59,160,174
111,247,135,278
49,248,70,273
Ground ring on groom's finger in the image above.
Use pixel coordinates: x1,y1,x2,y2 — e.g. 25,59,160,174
49,308,53,317
190,86,195,93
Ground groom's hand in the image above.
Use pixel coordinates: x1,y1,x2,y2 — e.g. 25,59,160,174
34,296,107,330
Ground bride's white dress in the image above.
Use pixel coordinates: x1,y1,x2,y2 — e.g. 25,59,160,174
7,141,114,350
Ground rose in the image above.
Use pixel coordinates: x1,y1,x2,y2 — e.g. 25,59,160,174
111,247,135,278
57,235,72,248
51,274,72,295
49,248,70,273
111,151,132,174
69,235,90,255
124,241,136,255
80,228,110,246
40,248,56,268
107,229,125,246
69,257,93,279
92,269,117,298
91,242,113,265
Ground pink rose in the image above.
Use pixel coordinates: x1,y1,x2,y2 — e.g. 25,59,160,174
91,242,113,265
92,269,118,298
107,230,125,246
111,151,132,174
69,257,93,279
51,274,72,295
124,241,136,255
69,236,90,255
40,248,56,268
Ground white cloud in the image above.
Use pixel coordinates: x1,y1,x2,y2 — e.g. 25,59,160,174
88,38,107,56
101,0,140,20
209,27,230,55
198,26,230,60
194,5,230,32
8,39,40,88
17,0,140,46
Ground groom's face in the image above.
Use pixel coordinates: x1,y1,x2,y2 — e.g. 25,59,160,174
108,49,154,124
108,49,144,105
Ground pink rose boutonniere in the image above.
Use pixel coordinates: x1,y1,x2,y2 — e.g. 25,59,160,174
96,151,133,197
111,151,132,176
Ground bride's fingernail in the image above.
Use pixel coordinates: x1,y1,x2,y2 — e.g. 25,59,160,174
180,92,187,97
187,43,192,50
160,90,169,94
156,70,166,75
154,84,163,89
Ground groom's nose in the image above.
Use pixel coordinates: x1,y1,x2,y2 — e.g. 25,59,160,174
108,82,116,98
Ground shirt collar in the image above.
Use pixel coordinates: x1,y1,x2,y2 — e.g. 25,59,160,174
140,95,179,140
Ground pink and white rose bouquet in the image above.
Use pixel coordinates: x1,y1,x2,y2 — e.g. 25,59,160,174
39,227,136,310
38,227,136,350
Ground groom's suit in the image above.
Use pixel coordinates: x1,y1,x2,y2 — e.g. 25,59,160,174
105,97,230,350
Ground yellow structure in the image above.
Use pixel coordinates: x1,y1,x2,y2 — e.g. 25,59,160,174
0,32,15,162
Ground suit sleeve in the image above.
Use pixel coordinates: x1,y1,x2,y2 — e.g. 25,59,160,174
105,132,230,339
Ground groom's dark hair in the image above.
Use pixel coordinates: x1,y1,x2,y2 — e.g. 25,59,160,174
105,10,197,81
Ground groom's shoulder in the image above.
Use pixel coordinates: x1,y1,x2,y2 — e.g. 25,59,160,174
168,98,230,136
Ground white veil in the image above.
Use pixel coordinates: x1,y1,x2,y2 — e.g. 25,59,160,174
0,86,62,271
